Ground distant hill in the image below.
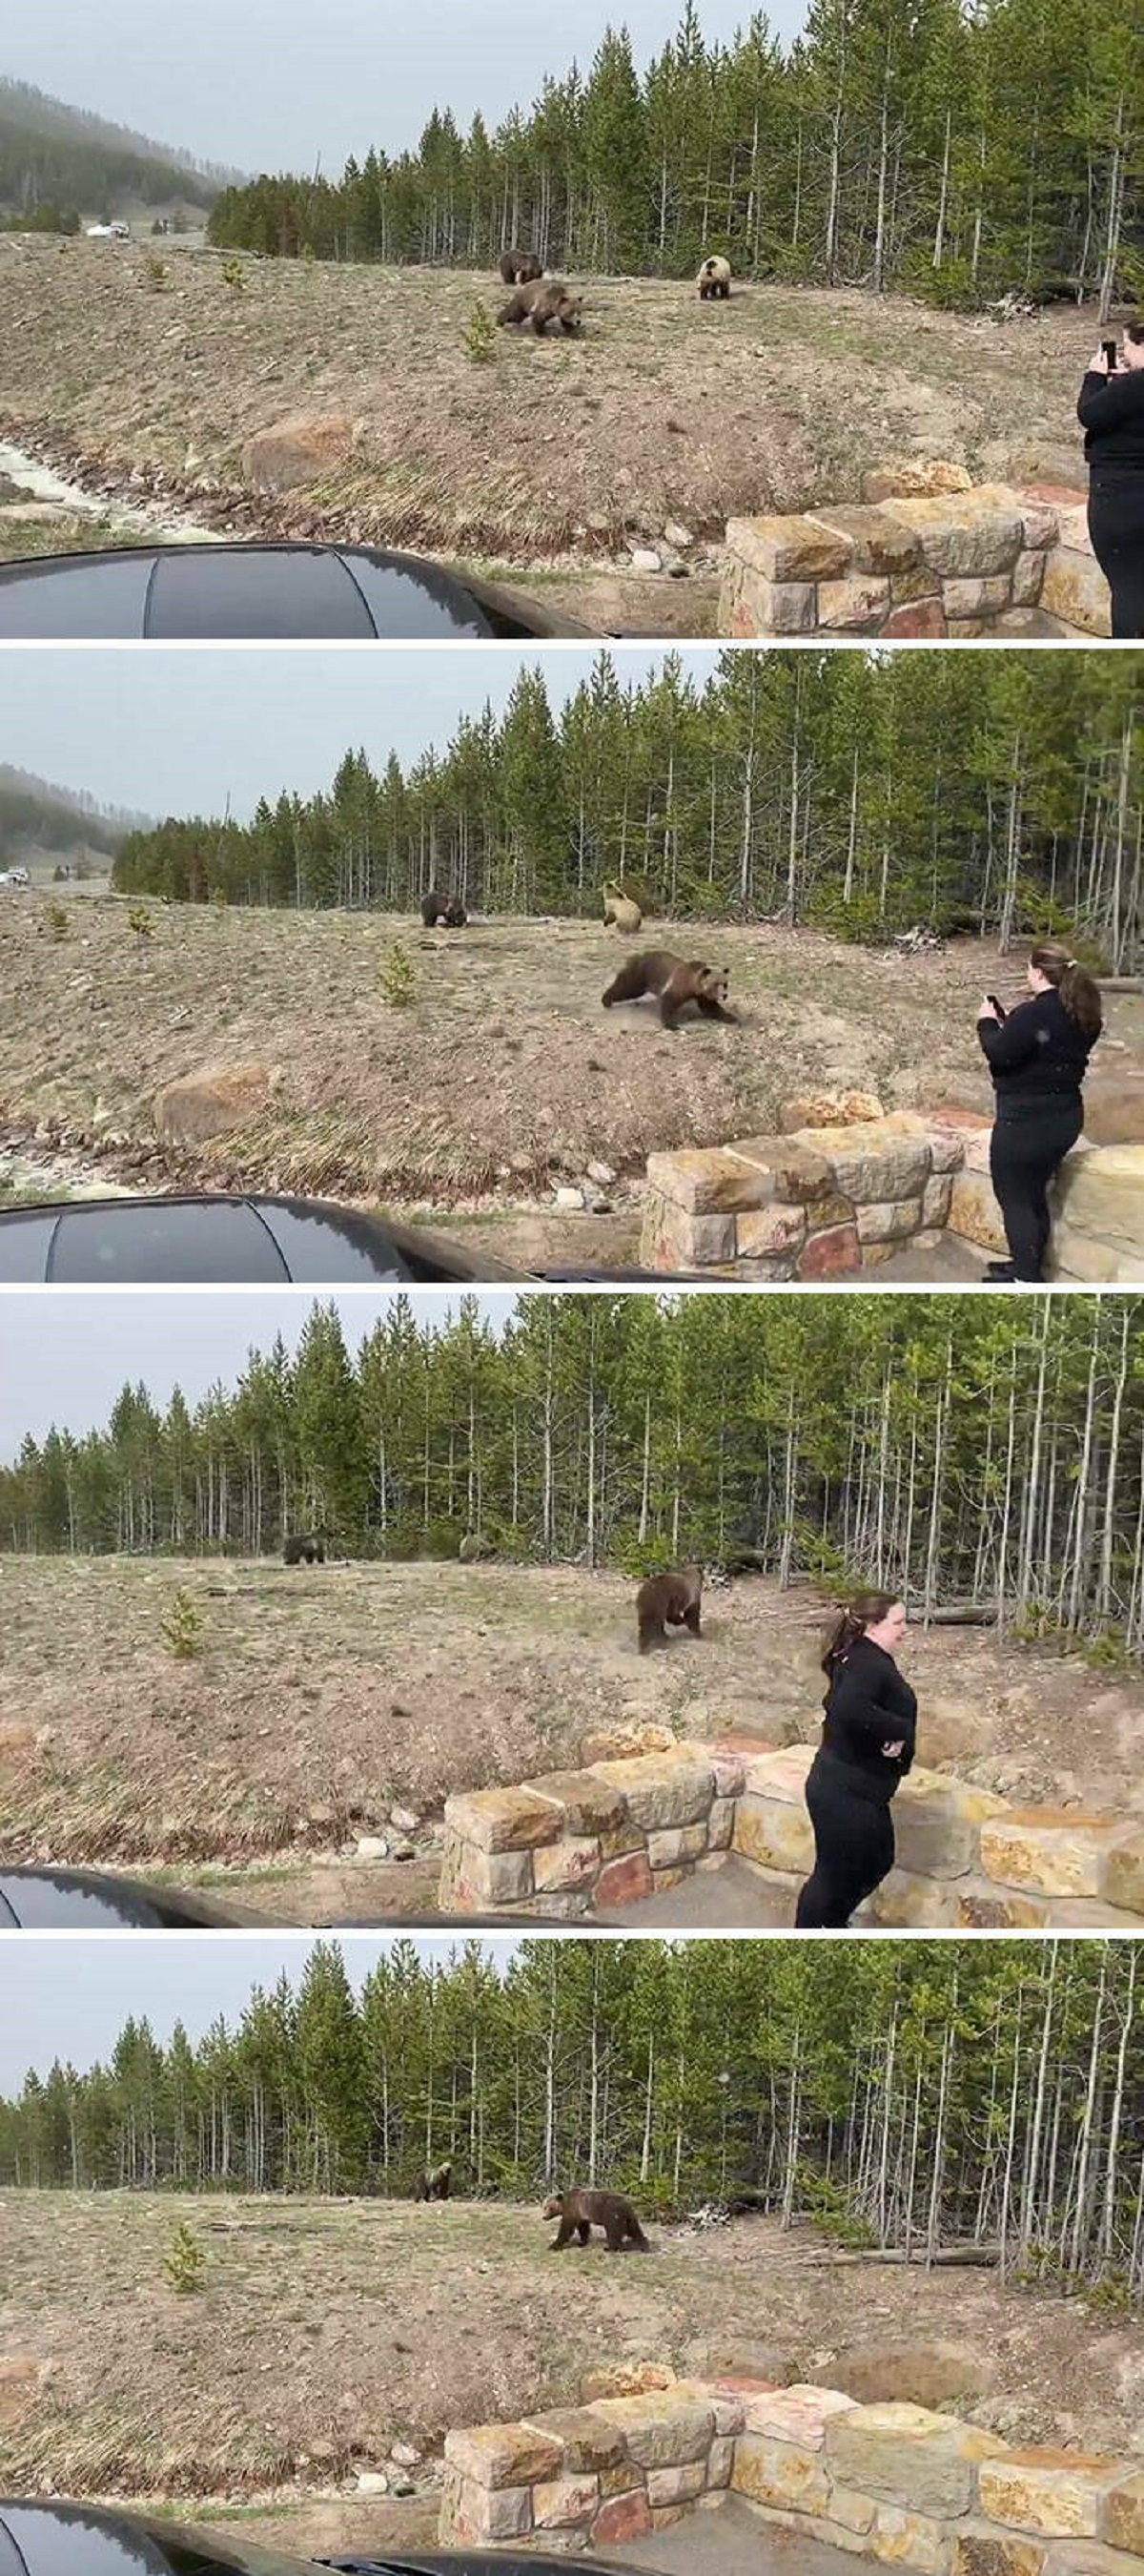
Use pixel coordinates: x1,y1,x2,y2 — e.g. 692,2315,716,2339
0,764,151,862
0,78,245,222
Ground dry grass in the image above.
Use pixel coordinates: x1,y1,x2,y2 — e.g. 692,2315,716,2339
1,2192,1141,2508
0,906,1013,1206
0,237,1098,560
3,1561,1142,1872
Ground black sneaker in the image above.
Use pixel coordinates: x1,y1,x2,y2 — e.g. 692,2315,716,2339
984,1260,1016,1282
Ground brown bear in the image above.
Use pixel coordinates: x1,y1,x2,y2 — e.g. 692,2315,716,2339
698,255,732,299
420,889,467,927
499,278,583,337
413,2160,452,2202
542,2186,651,2251
283,1533,325,1565
499,249,543,285
636,1562,703,1652
602,949,737,1030
603,885,643,932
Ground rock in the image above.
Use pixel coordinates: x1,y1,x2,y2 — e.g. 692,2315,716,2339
980,1810,1120,1899
586,1160,617,1185
830,2343,998,2412
811,505,922,574
780,1091,884,1132
390,1805,419,1834
885,599,948,636
590,2393,714,2467
527,1769,629,1836
390,2441,422,2469
1011,550,1046,606
942,574,1012,617
533,1835,601,1893
1052,1144,1144,1280
726,515,852,582
888,487,1023,577
444,2422,564,2490
818,576,891,630
827,2403,1008,2516
855,1198,924,1245
1039,550,1111,637
787,1116,931,1206
799,1222,861,1278
595,1849,654,1907
356,2470,389,2494
664,521,694,548
533,2470,602,2528
243,413,358,494
683,2339,799,2385
947,1168,1007,1255
593,2490,654,2545
737,1204,807,1258
1076,1077,1144,1148
443,1785,562,1855
862,460,973,503
977,2451,1124,2539
724,569,818,634
582,2363,677,2402
555,1185,585,1208
586,1753,714,1832
630,547,663,572
154,1061,277,1145
355,1835,390,1861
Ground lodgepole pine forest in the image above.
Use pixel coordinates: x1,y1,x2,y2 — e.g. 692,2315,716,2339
1,1940,1141,2302
2,1293,1142,1657
109,653,1144,968
204,0,1143,316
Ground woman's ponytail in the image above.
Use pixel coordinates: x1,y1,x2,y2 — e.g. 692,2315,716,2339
822,1590,898,1679
1030,941,1103,1041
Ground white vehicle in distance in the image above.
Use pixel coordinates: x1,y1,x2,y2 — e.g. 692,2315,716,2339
0,867,31,887
85,220,131,238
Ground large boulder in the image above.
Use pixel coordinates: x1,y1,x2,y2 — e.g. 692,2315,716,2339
154,1061,278,1145
1052,1144,1144,1282
242,413,359,493
827,2342,998,2411
862,461,973,503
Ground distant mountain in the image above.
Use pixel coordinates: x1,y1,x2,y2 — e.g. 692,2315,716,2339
0,78,246,221
0,764,152,859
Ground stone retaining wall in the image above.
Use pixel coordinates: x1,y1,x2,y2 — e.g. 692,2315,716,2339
439,1735,1144,1929
720,467,1109,639
638,1101,1144,1284
439,2368,1144,2564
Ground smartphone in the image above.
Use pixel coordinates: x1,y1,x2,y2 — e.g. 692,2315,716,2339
987,994,1008,1020
1103,338,1118,371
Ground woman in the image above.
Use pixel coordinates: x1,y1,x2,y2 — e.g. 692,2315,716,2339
976,944,1103,1284
1078,322,1144,637
794,1593,916,1930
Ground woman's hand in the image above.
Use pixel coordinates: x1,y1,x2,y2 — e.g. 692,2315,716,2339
883,1740,906,1760
978,995,1000,1021
1091,346,1125,375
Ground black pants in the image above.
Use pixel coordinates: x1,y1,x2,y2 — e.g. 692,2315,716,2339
990,1099,1083,1283
1088,472,1144,639
794,1755,895,1928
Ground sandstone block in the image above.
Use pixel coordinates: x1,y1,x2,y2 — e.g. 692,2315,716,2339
888,488,1023,576
818,574,891,629
979,1811,1122,1899
800,1223,862,1278
645,1147,766,1216
1099,1830,1144,1919
856,1197,924,1244
592,2490,653,2545
865,1871,960,1930
737,1203,807,1258
590,2395,714,2467
725,1138,838,1204
923,1172,953,1226
708,2436,736,2487
885,598,948,635
827,2402,1008,2516
522,2409,628,2473
533,2472,600,2528
947,1169,1006,1255
647,2463,706,2506
1102,2469,1144,2555
787,1117,931,1205
647,1821,708,1870
707,1795,736,1850
872,2504,952,2574
1012,550,1046,606
779,1091,884,1131
581,2363,676,2401
742,2385,857,2447
979,2452,1124,2538
444,2421,562,2489
951,2527,1047,2576
526,1770,629,1836
942,575,1012,617
1039,550,1111,637
732,2432,830,2514
734,1793,813,1875
595,1850,653,1907
439,1841,534,1908
533,1835,601,1894
443,1785,561,1854
726,514,852,582
862,461,972,503
586,1753,713,1831
894,1771,1007,1879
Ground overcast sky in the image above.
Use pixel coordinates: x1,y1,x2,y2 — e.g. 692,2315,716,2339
0,1934,528,2089
0,1289,521,1462
0,647,720,823
9,1,807,176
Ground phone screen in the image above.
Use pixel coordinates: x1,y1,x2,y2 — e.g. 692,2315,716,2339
988,995,1008,1021
1103,339,1118,370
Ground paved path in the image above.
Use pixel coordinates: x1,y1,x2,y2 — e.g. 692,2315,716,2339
595,1856,793,1930
611,2493,863,2575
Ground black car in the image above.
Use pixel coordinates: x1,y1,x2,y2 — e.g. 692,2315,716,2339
0,1192,685,1286
0,1867,589,1933
0,544,592,639
0,2501,645,2575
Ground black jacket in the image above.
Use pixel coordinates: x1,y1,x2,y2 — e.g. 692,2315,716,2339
975,989,1095,1110
1078,369,1144,471
818,1637,917,1805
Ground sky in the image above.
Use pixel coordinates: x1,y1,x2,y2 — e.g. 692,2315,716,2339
8,0,807,178
0,1288,521,1462
0,1934,525,2090
0,647,722,825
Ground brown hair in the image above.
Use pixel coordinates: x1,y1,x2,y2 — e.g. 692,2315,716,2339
822,1590,901,1678
1030,941,1103,1042
1126,319,1144,346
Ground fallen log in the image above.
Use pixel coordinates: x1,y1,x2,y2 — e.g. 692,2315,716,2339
816,2244,1001,2269
924,1602,999,1626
